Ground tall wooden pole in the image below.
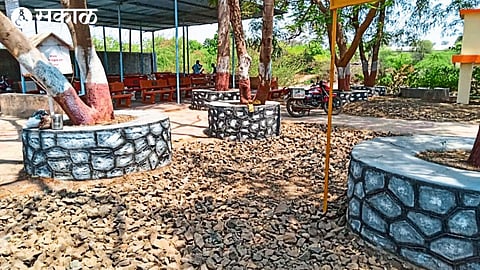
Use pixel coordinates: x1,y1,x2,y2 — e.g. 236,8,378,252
323,9,338,213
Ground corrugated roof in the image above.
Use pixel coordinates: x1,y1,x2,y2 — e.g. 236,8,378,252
0,0,271,31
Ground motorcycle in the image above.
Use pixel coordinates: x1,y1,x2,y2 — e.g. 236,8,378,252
285,80,343,117
0,75,12,92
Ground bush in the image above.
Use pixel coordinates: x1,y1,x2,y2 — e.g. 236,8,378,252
377,49,459,93
376,49,415,93
408,52,459,91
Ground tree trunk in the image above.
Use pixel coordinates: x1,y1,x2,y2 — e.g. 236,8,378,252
345,63,351,90
216,0,230,91
358,40,371,86
357,0,385,87
61,0,113,122
0,11,111,125
323,1,380,90
229,0,251,103
336,64,351,90
254,0,274,104
468,127,480,167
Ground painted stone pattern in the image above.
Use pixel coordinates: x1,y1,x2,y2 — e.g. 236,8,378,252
190,89,240,110
207,101,281,141
350,85,387,97
335,90,369,104
347,135,480,270
22,112,172,180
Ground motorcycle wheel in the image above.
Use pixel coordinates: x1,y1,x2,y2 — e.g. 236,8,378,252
322,96,343,115
286,99,307,117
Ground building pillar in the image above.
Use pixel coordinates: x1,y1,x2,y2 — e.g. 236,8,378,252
457,63,473,104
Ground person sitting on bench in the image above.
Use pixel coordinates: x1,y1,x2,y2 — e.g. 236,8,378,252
192,60,204,74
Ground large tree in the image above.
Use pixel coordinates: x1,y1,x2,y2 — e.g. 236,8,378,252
0,0,113,125
229,0,252,103
289,0,379,90
354,0,387,87
354,0,480,87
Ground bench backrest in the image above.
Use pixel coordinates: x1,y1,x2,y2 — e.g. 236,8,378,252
109,82,124,92
180,77,192,87
166,77,177,87
124,75,147,88
140,79,169,89
191,76,208,86
166,76,192,88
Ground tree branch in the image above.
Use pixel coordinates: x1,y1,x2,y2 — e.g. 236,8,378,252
338,1,380,67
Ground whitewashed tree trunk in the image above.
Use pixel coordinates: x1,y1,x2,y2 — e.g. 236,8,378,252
61,0,113,121
216,0,230,91
0,10,107,125
229,0,252,103
254,0,274,104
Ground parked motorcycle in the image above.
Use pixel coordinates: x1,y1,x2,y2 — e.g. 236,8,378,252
285,80,343,117
0,75,12,92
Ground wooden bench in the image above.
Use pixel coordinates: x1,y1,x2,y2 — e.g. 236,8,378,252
180,77,194,98
191,75,214,89
140,79,175,103
124,75,146,88
167,76,193,98
109,82,133,108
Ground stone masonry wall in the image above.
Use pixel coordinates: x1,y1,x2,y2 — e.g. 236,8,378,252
207,101,281,141
191,89,240,110
347,135,479,270
0,93,65,118
350,85,387,96
22,112,172,180
400,87,450,102
335,90,369,104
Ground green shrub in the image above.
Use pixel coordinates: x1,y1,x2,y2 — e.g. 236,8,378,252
408,52,459,90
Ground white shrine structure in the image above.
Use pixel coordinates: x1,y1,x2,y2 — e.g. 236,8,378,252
452,9,480,104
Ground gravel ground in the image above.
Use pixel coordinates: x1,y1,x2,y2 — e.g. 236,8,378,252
343,96,480,124
0,122,421,270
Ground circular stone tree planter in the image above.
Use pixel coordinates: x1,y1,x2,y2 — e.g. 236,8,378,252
22,110,172,180
190,89,240,110
347,135,479,270
207,101,281,141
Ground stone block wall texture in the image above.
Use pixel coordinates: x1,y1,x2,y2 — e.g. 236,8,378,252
347,135,480,270
191,89,240,110
350,85,387,97
207,101,281,141
22,112,172,180
335,90,369,104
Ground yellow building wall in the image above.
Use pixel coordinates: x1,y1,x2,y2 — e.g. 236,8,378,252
462,11,480,55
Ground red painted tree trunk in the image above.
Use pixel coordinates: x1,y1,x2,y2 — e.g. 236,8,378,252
336,65,351,91
323,2,379,91
62,0,113,122
357,1,385,87
216,0,230,91
468,127,480,167
229,0,251,103
0,10,112,125
254,0,274,104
